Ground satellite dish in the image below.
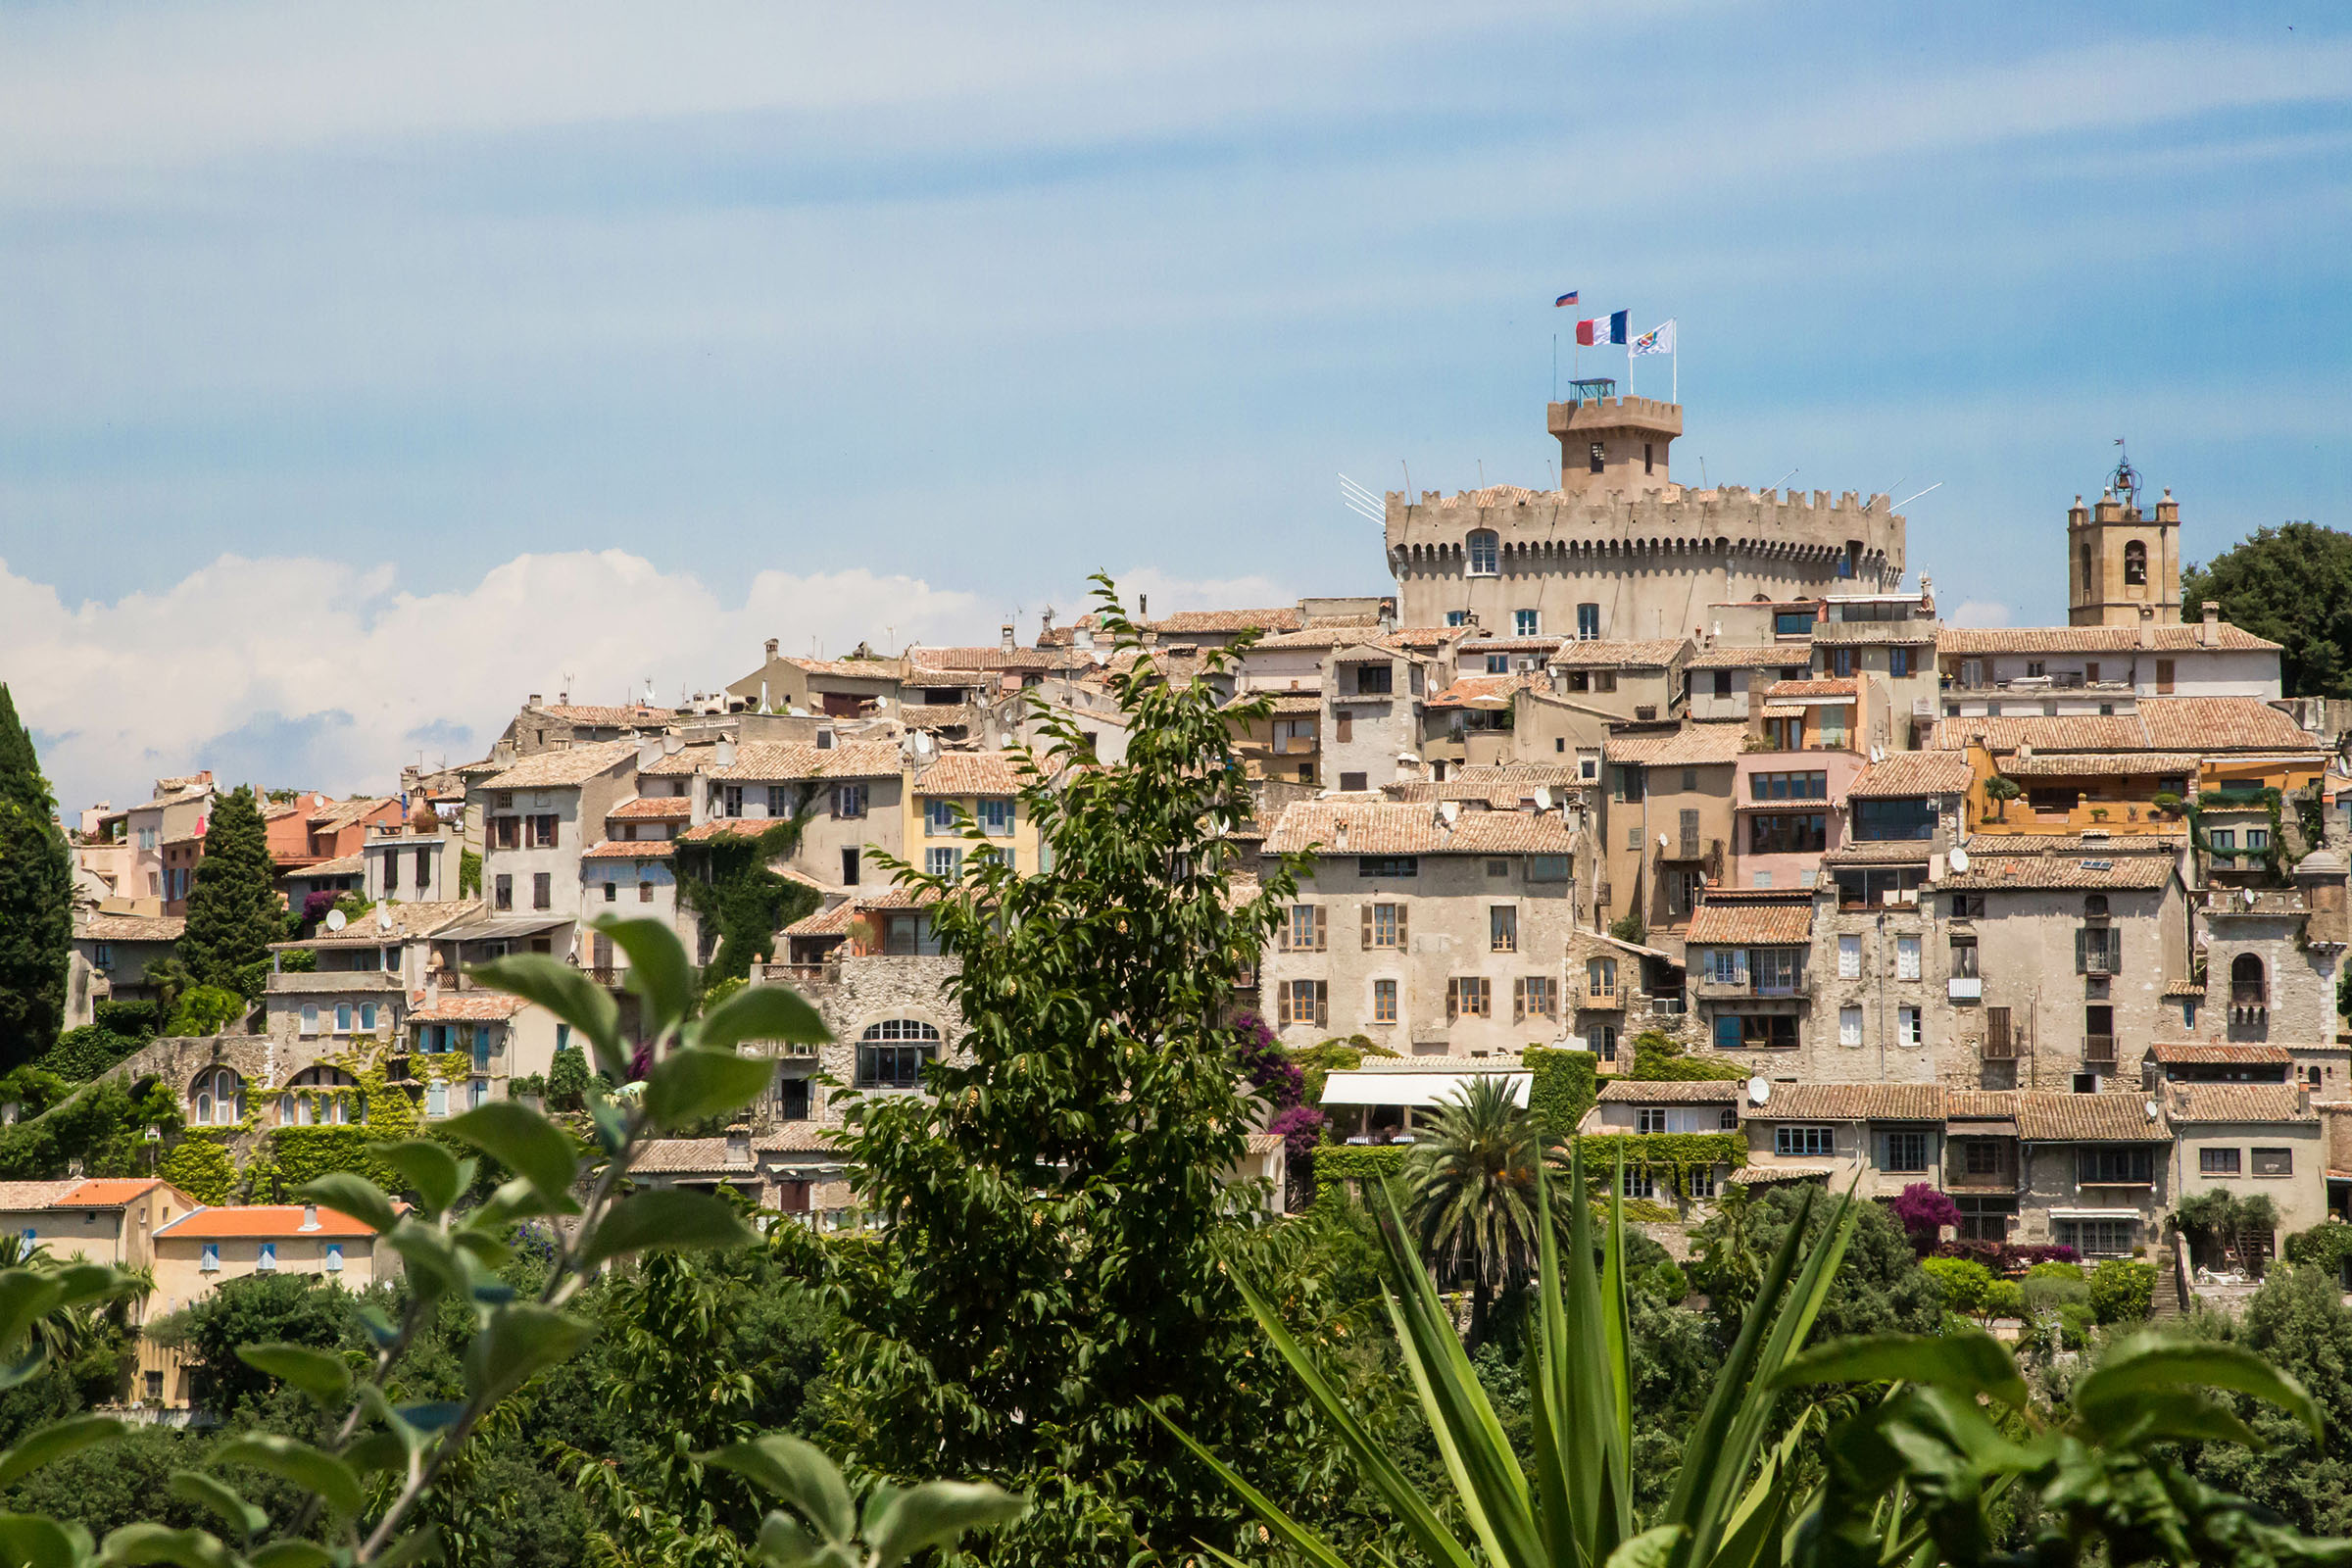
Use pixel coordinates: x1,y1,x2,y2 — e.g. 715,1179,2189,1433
377,906,395,932
1948,846,1970,873
1657,832,1670,850
1747,1076,1771,1105
323,909,346,932
2144,1100,2161,1119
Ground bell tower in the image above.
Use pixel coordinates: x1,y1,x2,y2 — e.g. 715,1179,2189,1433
2067,444,2180,627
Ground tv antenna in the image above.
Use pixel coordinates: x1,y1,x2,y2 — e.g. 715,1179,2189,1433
1893,482,1943,510
1339,474,1385,523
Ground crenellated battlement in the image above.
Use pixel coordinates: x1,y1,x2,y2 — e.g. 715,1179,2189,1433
1386,485,1904,563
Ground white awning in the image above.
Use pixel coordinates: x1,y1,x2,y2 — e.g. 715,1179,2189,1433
2048,1208,2147,1221
1320,1070,1531,1109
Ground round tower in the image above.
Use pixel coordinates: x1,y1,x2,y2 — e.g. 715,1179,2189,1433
2066,446,2180,627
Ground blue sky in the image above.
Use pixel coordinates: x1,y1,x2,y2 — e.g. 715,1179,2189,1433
0,1,2345,808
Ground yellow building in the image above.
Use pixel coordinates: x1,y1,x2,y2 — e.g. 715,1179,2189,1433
904,753,1040,879
0,1178,202,1407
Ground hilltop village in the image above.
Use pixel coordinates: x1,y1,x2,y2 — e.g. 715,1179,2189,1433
43,386,2352,1401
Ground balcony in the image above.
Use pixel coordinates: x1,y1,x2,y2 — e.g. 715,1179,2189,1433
1947,977,1983,1002
1945,1158,2019,1193
1582,982,1624,1010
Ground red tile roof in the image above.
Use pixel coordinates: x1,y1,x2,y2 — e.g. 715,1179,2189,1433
1938,624,2281,655
912,753,1030,796
156,1204,392,1239
1685,897,1815,946
2169,1085,2312,1124
1546,639,1688,668
1604,724,1748,767
610,796,692,820
408,992,530,1022
480,740,641,791
582,839,675,860
2147,1042,2290,1065
1740,1084,1945,1121
1763,678,1857,701
1263,801,1577,857
1687,645,1812,670
1595,1080,1743,1103
1846,752,1977,798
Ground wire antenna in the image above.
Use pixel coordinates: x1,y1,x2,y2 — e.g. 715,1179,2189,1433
1892,481,1943,510
1339,474,1385,523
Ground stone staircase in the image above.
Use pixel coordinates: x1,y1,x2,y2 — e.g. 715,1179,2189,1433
2150,1231,2192,1320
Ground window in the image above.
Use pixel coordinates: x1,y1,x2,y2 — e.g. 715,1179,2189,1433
1586,1024,1618,1061
1621,1166,1655,1200
2253,1148,2293,1177
1529,854,1569,882
1466,529,1499,575
2071,926,2120,975
1748,813,1827,854
1643,442,1654,475
1340,770,1368,792
832,783,867,819
776,1076,812,1121
1951,893,1985,918
1446,977,1492,1020
494,873,513,910
604,881,618,904
1715,1013,1797,1050
1446,611,1468,627
1949,934,1979,978
1776,1126,1836,1157
1285,904,1327,953
1853,798,1936,841
1838,1005,1863,1047
532,872,552,909
1704,948,1747,986
1753,949,1803,994
1826,647,1856,677
1279,980,1328,1029
2062,1219,2136,1257
2200,1148,2242,1175
472,1025,493,1071
300,1004,318,1037
1517,976,1558,1020
1358,856,1418,879
1613,765,1644,804
1577,603,1601,640
1888,647,1914,678
201,1242,220,1273
2246,828,2271,852
334,1002,353,1034
2231,953,2267,1006
977,798,1014,836
1353,663,1393,696
1774,610,1815,637
2156,658,2176,694
1895,935,1920,980
1710,669,1734,699
492,816,520,850
325,1243,344,1273
1688,1165,1717,1200
1511,610,1541,637
191,1066,242,1127
856,1019,943,1089
2077,1147,2155,1184
1749,771,1829,801
469,1078,489,1108
530,814,559,848
639,877,656,903
1637,1108,1668,1135
925,799,957,836
925,847,963,879
425,1081,449,1118
1963,1141,2003,1176
1884,1132,1929,1172
1838,935,1861,979
1490,906,1518,953
2124,540,2147,585
1363,903,1404,950
383,852,399,895
1589,442,1605,475
1372,979,1397,1024
1897,1006,1923,1046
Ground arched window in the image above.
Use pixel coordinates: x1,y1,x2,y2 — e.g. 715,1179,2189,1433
191,1067,242,1128
856,1019,942,1091
282,1067,359,1127
2230,953,2267,1007
1465,530,1499,577
1587,957,1617,999
2124,540,2148,586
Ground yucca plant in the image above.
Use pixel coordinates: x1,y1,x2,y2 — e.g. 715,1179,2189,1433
1166,1152,1863,1568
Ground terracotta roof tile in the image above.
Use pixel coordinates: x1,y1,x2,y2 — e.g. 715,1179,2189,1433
270,901,480,949
2139,698,2316,753
583,841,678,864
62,1179,179,1207
2001,752,2203,778
1152,608,1302,634
912,753,1030,796
1932,714,2152,754
1605,724,1748,767
706,741,904,782
1817,840,1936,865
0,1181,92,1210
156,1203,391,1239
1741,1084,1945,1121
1546,639,1688,668
610,796,692,820
1685,897,1815,946
284,854,365,880
1941,841,2179,891
1687,645,1813,670
536,704,672,726
407,992,530,1022
1962,830,2185,853
780,656,903,680
1426,674,1537,710
1263,802,1577,857
1938,624,2281,655
2011,1092,2167,1142
2148,1042,2289,1064
479,740,640,791
75,912,185,943
1809,620,1936,645
631,1137,754,1174
1595,1080,1743,1103
906,646,1067,672
2169,1085,2312,1124
1846,752,1977,798
1763,677,1857,701
784,902,858,937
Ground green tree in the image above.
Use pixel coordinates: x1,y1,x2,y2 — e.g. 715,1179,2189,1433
0,684,72,1071
1402,1077,1558,1347
2182,520,2352,698
147,1272,354,1418
176,785,283,997
820,582,1301,1563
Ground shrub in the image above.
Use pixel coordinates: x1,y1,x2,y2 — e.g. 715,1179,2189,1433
1890,1182,1960,1250
1265,1103,1325,1161
1983,1279,2026,1320
33,1026,143,1082
2022,1271,2088,1318
1641,1257,1690,1301
1233,1012,1303,1110
164,985,246,1037
90,1000,160,1040
2088,1258,2155,1325
2026,1259,2085,1280
275,948,316,974
545,1044,592,1112
2284,1221,2352,1279
1921,1256,1995,1317
2058,1301,2094,1349
1626,1030,1743,1082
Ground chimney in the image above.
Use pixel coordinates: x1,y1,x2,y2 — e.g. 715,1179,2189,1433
557,691,568,708
2200,601,2219,647
714,736,737,768
638,737,664,770
726,1122,751,1163
299,1203,320,1233
527,693,542,709
764,637,779,661
2136,606,2154,649
1138,593,1149,619
1001,624,1015,650
426,972,441,1009
2299,1082,2313,1115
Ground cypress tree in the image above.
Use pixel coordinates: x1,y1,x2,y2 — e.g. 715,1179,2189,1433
176,784,281,996
0,685,71,1071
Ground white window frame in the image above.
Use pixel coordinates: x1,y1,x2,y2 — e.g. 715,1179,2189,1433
1895,935,1921,981
1838,934,1861,979
1839,1005,1863,1048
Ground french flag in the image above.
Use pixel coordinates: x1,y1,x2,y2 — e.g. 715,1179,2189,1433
1575,310,1629,346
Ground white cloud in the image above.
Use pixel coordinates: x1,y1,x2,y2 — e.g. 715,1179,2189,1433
1950,600,2013,629
0,551,986,812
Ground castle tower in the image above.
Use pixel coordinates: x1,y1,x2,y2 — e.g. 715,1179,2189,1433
1547,380,1682,496
2066,447,2180,627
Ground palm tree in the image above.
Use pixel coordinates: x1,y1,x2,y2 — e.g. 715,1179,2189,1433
1402,1076,1559,1347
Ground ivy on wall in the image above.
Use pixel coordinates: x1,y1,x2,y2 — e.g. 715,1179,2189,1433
1523,1047,1596,1139
159,1130,238,1206
672,803,822,985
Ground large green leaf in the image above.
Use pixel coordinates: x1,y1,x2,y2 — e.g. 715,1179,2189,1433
0,1413,127,1491
166,1472,266,1544
642,1047,775,1132
1774,1331,2029,1408
369,1140,466,1215
469,954,623,1077
579,1189,758,1268
697,983,830,1054
593,916,696,1043
232,1345,352,1407
383,1222,470,1303
858,1480,1030,1566
0,1273,69,1359
289,1172,398,1237
463,1302,594,1406
246,1544,336,1568
0,1513,88,1568
2081,1388,2267,1450
1152,1414,1358,1568
212,1434,364,1518
440,1102,581,1206
704,1434,858,1543
1604,1523,1686,1568
2074,1335,2325,1444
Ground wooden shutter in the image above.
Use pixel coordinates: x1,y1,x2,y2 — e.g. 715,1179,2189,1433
1985,1005,2012,1055
1277,985,1292,1027
1315,984,1329,1028
1277,911,1291,953
1397,903,1409,951
1336,710,1352,743
1446,979,1459,1022
1512,978,1526,1022
1313,905,1328,952
2075,929,2088,973
1360,904,1373,950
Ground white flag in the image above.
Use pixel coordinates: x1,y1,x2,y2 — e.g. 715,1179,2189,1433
1630,318,1676,357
